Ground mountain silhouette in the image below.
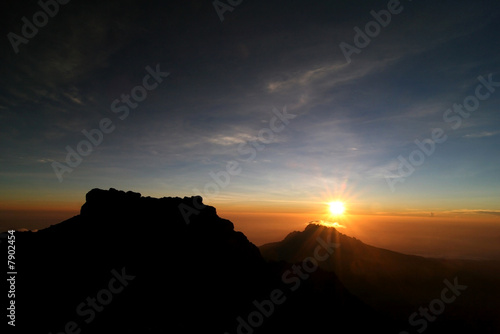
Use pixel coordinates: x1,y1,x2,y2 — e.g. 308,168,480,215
260,223,500,333
9,188,396,334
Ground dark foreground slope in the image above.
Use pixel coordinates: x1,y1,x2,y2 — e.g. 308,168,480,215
7,189,395,334
260,224,500,333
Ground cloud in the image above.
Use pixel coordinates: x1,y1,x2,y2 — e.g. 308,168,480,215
265,55,402,98
37,159,54,163
463,131,500,139
309,220,345,229
446,209,500,217
266,62,348,93
207,133,256,146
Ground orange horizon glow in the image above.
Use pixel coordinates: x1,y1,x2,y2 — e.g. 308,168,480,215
2,195,500,260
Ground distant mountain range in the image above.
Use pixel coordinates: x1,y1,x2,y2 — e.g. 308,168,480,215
4,188,499,333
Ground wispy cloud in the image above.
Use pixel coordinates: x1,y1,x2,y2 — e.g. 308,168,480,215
464,131,500,139
309,220,345,229
207,133,255,146
446,209,500,217
266,62,348,93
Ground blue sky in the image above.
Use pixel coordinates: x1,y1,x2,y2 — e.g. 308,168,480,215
1,0,500,220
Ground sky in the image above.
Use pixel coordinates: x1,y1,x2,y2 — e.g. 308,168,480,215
1,0,500,257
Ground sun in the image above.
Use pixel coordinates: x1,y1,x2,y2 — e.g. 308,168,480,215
328,201,345,216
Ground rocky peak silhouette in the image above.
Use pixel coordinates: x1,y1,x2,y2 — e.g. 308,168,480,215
12,188,394,334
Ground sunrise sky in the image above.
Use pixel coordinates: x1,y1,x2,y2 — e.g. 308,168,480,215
1,0,499,258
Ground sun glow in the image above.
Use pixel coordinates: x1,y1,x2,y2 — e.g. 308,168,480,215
328,201,345,216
